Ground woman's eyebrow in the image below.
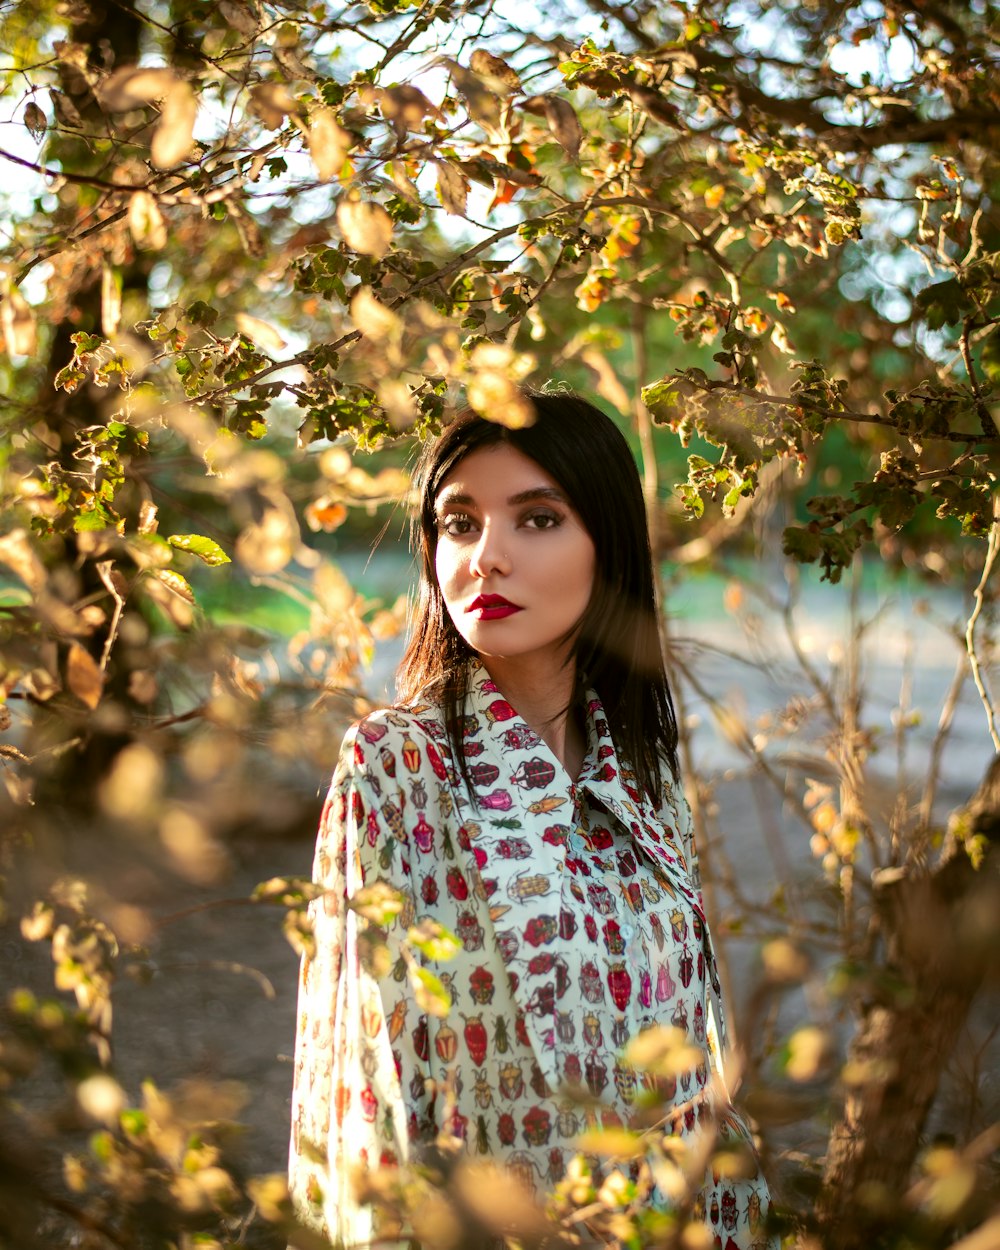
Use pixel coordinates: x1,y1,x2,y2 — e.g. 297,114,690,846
507,487,567,506
435,486,567,509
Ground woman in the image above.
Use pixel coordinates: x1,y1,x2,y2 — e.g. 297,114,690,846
289,392,774,1248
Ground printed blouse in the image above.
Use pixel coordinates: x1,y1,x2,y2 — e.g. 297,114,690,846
289,662,774,1249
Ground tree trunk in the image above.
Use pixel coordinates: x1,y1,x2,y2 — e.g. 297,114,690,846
819,757,1000,1248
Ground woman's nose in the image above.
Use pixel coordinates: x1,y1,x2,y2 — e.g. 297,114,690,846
469,525,511,578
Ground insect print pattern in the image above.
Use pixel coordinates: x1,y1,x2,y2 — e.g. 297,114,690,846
289,662,775,1249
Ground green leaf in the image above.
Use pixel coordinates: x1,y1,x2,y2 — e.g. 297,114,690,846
350,881,404,925
408,964,451,1018
407,919,461,962
153,569,196,603
167,534,231,566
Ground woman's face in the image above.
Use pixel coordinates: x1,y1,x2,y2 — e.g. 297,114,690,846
433,444,596,670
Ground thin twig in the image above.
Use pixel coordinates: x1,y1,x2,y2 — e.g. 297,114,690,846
916,652,967,838
964,496,1000,753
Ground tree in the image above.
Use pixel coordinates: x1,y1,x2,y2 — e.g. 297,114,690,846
2,0,999,1246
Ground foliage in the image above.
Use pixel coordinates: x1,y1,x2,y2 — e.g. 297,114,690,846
2,0,1000,1247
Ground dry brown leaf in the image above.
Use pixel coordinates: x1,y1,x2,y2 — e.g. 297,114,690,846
152,81,197,168
580,346,630,414
543,94,582,159
128,190,167,251
378,84,442,138
336,199,393,258
24,101,47,142
307,107,351,181
235,312,286,354
99,65,175,111
67,643,104,710
444,59,502,133
218,0,260,36
248,82,298,129
469,49,521,95
435,160,469,216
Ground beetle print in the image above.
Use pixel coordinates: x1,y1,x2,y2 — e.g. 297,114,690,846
289,662,775,1250
511,757,557,790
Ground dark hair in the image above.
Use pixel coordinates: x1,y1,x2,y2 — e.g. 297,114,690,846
396,391,679,798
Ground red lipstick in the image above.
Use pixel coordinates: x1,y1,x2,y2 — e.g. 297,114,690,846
467,594,522,621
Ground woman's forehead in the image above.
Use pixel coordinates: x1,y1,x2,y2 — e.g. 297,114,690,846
434,443,564,503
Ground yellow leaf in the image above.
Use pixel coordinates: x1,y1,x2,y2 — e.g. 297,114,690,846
336,198,393,258
704,182,726,210
408,964,451,1017
101,264,121,337
248,82,298,129
235,312,286,354
350,287,401,341
785,1026,828,1082
574,1129,645,1159
128,191,167,251
151,81,197,168
1,289,38,357
66,643,104,710
308,107,351,181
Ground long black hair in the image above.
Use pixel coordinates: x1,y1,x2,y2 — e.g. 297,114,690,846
396,391,679,798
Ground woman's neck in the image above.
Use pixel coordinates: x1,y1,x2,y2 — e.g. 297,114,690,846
477,655,586,780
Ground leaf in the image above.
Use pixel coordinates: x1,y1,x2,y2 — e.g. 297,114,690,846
470,49,522,95
435,160,470,216
152,568,195,603
350,287,401,341
24,101,47,142
128,191,167,251
579,347,630,413
407,919,461,961
151,81,197,169
1,289,37,357
308,107,351,182
350,881,404,925
386,160,420,202
167,534,231,566
248,82,299,129
408,963,452,1018
377,84,443,139
235,312,286,354
523,94,582,159
218,0,260,36
574,1128,645,1159
442,59,502,133
49,89,83,129
66,643,104,710
336,198,393,258
101,264,122,337
0,530,45,591
99,65,176,111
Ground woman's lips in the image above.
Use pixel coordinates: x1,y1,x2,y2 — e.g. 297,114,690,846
466,595,522,621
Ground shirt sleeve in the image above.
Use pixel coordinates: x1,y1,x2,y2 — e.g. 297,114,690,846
288,721,422,1247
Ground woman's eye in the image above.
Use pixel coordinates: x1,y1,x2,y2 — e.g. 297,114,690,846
524,511,561,530
440,515,475,537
